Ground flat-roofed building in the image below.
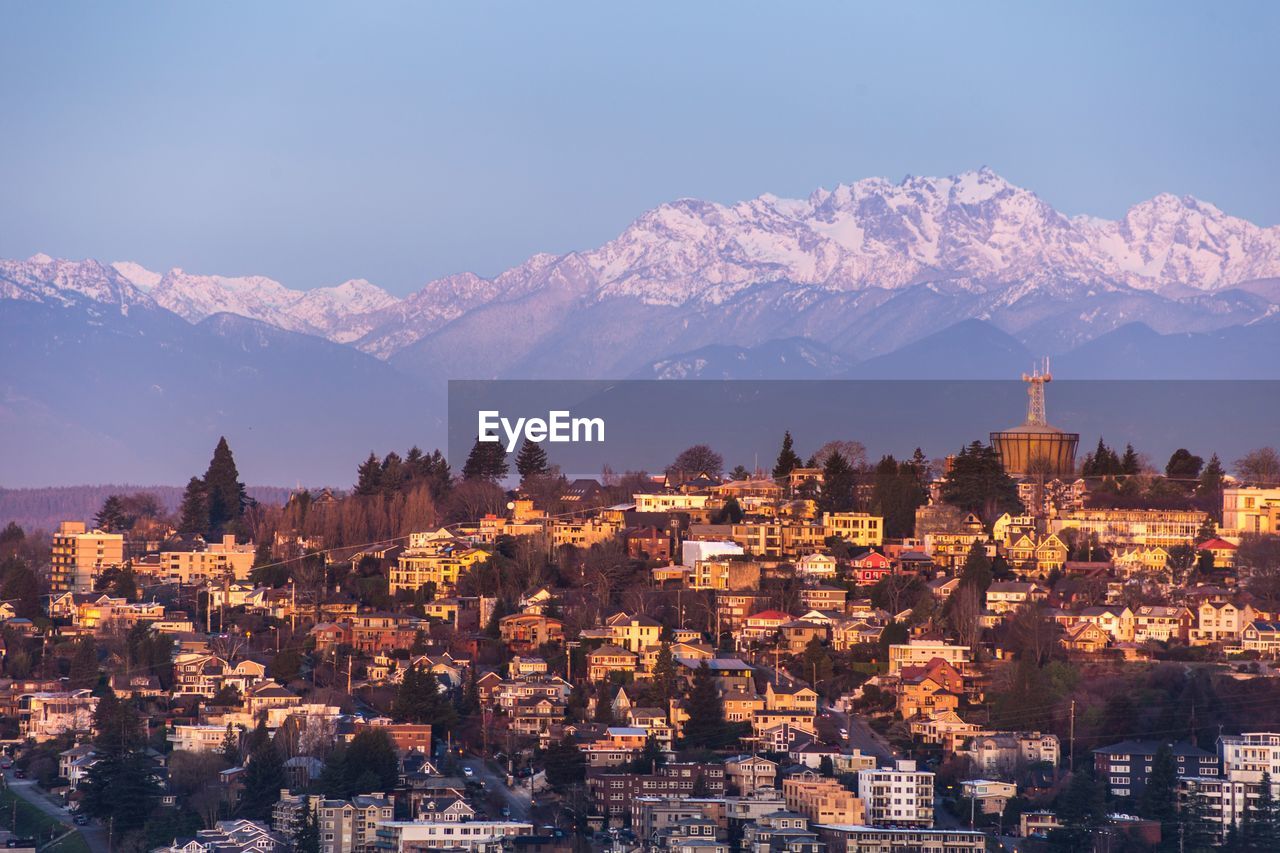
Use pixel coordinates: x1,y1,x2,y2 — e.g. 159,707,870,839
1052,508,1209,548
161,535,255,583
887,641,971,675
857,759,934,827
1223,487,1280,537
51,521,124,593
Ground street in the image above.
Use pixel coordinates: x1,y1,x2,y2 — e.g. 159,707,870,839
461,755,533,823
823,705,896,763
3,770,105,853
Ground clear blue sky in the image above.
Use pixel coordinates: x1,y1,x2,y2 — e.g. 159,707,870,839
1,1,1276,294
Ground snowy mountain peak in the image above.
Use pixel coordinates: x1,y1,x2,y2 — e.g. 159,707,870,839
111,261,163,290
7,169,1280,361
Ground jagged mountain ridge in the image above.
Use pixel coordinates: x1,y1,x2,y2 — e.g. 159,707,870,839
4,168,1280,379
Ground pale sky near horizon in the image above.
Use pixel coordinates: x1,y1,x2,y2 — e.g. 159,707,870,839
1,1,1277,295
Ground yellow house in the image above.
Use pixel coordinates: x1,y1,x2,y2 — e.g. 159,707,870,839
604,612,663,653
390,545,488,594
765,681,819,713
586,645,638,682
897,676,959,720
551,516,625,548
822,513,883,547
724,691,767,723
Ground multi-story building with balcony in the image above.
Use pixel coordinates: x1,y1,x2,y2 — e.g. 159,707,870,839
51,521,124,593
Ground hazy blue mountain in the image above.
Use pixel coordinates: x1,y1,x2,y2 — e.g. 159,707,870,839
841,319,1032,379
0,300,441,486
1054,320,1280,379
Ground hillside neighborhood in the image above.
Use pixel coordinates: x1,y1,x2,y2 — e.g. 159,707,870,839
0,432,1279,853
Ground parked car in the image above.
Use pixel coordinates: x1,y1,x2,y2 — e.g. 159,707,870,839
74,815,89,826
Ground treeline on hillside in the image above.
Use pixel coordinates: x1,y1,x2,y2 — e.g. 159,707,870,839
257,442,656,557
1081,440,1280,519
0,483,293,533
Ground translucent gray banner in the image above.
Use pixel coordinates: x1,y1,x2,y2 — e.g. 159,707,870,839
447,380,1280,480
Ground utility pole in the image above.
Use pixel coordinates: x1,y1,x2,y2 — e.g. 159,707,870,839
1069,699,1076,772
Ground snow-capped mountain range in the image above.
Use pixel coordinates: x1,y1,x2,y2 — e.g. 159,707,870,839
3,167,1279,486
3,168,1279,373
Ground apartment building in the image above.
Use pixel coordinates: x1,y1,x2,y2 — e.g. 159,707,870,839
1093,740,1220,799
51,521,124,593
1222,487,1280,536
372,820,532,853
273,791,394,853
783,775,865,825
170,723,236,753
1051,508,1209,548
887,641,971,676
856,760,934,827
21,690,98,740
390,544,488,595
816,825,985,853
161,535,255,583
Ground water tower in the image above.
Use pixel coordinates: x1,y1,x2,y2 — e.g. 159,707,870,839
990,358,1079,478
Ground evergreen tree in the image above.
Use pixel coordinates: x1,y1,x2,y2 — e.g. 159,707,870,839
516,440,550,481
1082,437,1123,477
1139,744,1178,832
68,636,99,689
239,723,285,820
355,452,383,496
462,439,509,482
95,495,128,532
958,541,994,596
1242,771,1279,851
910,448,930,484
819,450,856,514
320,728,398,797
220,724,241,766
293,801,320,853
380,451,406,496
871,455,928,539
652,643,679,704
1050,769,1107,851
543,736,586,790
1120,443,1141,475
0,559,40,618
800,637,834,694
1197,454,1226,500
1194,517,1217,545
392,666,459,733
459,665,481,718
1180,784,1219,853
178,476,209,536
204,436,247,533
713,497,745,524
773,431,803,480
940,441,1020,521
681,661,730,748
82,689,159,833
111,564,137,599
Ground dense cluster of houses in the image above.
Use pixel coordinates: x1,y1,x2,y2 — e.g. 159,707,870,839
7,472,1279,852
